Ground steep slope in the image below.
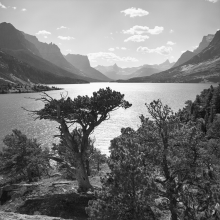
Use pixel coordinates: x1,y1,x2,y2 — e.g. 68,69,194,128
129,30,220,83
0,22,41,57
173,34,214,68
173,51,195,68
0,22,90,82
65,54,110,81
23,33,84,76
193,34,214,54
0,50,87,84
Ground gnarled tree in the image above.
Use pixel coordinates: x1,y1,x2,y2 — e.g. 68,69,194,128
32,87,131,191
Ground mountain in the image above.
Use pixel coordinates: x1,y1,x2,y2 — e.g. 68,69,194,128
154,59,175,71
0,22,89,82
193,34,214,54
125,30,220,83
129,59,175,78
0,22,41,57
95,60,175,80
173,51,195,68
173,34,214,68
23,33,84,76
65,54,110,81
95,63,142,80
0,50,87,85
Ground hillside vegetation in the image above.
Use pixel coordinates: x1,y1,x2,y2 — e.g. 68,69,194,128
0,85,220,220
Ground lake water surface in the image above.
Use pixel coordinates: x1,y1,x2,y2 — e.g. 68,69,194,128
0,83,215,154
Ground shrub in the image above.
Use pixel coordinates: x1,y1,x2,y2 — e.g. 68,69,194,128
0,129,50,183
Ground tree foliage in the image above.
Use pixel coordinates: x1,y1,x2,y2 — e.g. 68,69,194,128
87,96,220,220
87,127,156,220
32,87,131,191
0,130,50,183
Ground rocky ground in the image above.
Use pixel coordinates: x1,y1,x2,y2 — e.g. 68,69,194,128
0,165,109,220
0,212,69,220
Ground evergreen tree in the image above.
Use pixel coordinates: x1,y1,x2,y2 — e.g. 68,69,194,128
0,130,50,182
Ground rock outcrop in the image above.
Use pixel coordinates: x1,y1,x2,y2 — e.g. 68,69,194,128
65,54,109,81
23,34,83,76
0,212,68,220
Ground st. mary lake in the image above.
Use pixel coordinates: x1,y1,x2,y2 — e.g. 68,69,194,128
0,83,216,154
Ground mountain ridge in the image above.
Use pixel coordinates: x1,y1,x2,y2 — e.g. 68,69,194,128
0,22,92,83
0,50,88,85
65,54,110,81
23,33,85,77
124,30,220,83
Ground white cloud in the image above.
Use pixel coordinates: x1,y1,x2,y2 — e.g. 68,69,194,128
167,41,176,45
36,30,51,35
206,0,219,3
116,47,120,49
12,6,16,9
88,52,138,63
0,2,6,9
66,49,72,53
124,35,149,42
121,47,127,50
57,26,68,30
217,29,220,31
181,50,186,53
170,29,174,33
123,25,164,35
121,7,149,17
21,8,26,11
58,36,75,40
108,48,115,51
44,36,48,39
137,46,173,56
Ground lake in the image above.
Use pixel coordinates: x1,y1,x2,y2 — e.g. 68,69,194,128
0,83,216,155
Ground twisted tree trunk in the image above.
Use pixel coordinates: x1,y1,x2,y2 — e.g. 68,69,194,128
75,154,92,192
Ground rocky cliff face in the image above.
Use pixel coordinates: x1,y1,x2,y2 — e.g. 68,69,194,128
65,54,109,81
0,22,88,82
193,34,214,54
0,50,87,84
173,51,195,67
23,33,83,76
65,54,91,69
0,22,41,57
173,34,215,68
138,30,220,83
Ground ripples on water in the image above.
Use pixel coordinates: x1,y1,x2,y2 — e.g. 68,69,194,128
0,83,215,155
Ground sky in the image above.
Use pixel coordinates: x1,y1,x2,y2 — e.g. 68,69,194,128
0,0,219,68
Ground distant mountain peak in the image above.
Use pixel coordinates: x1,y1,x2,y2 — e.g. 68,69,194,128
163,59,170,64
112,63,120,71
193,34,214,54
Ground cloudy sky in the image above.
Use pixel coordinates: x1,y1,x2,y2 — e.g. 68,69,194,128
0,0,219,67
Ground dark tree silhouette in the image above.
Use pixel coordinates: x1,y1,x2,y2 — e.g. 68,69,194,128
31,87,131,191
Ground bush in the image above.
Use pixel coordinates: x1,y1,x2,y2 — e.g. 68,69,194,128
0,129,50,183
86,127,156,220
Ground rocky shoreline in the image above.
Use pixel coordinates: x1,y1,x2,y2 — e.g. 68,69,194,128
0,212,70,220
